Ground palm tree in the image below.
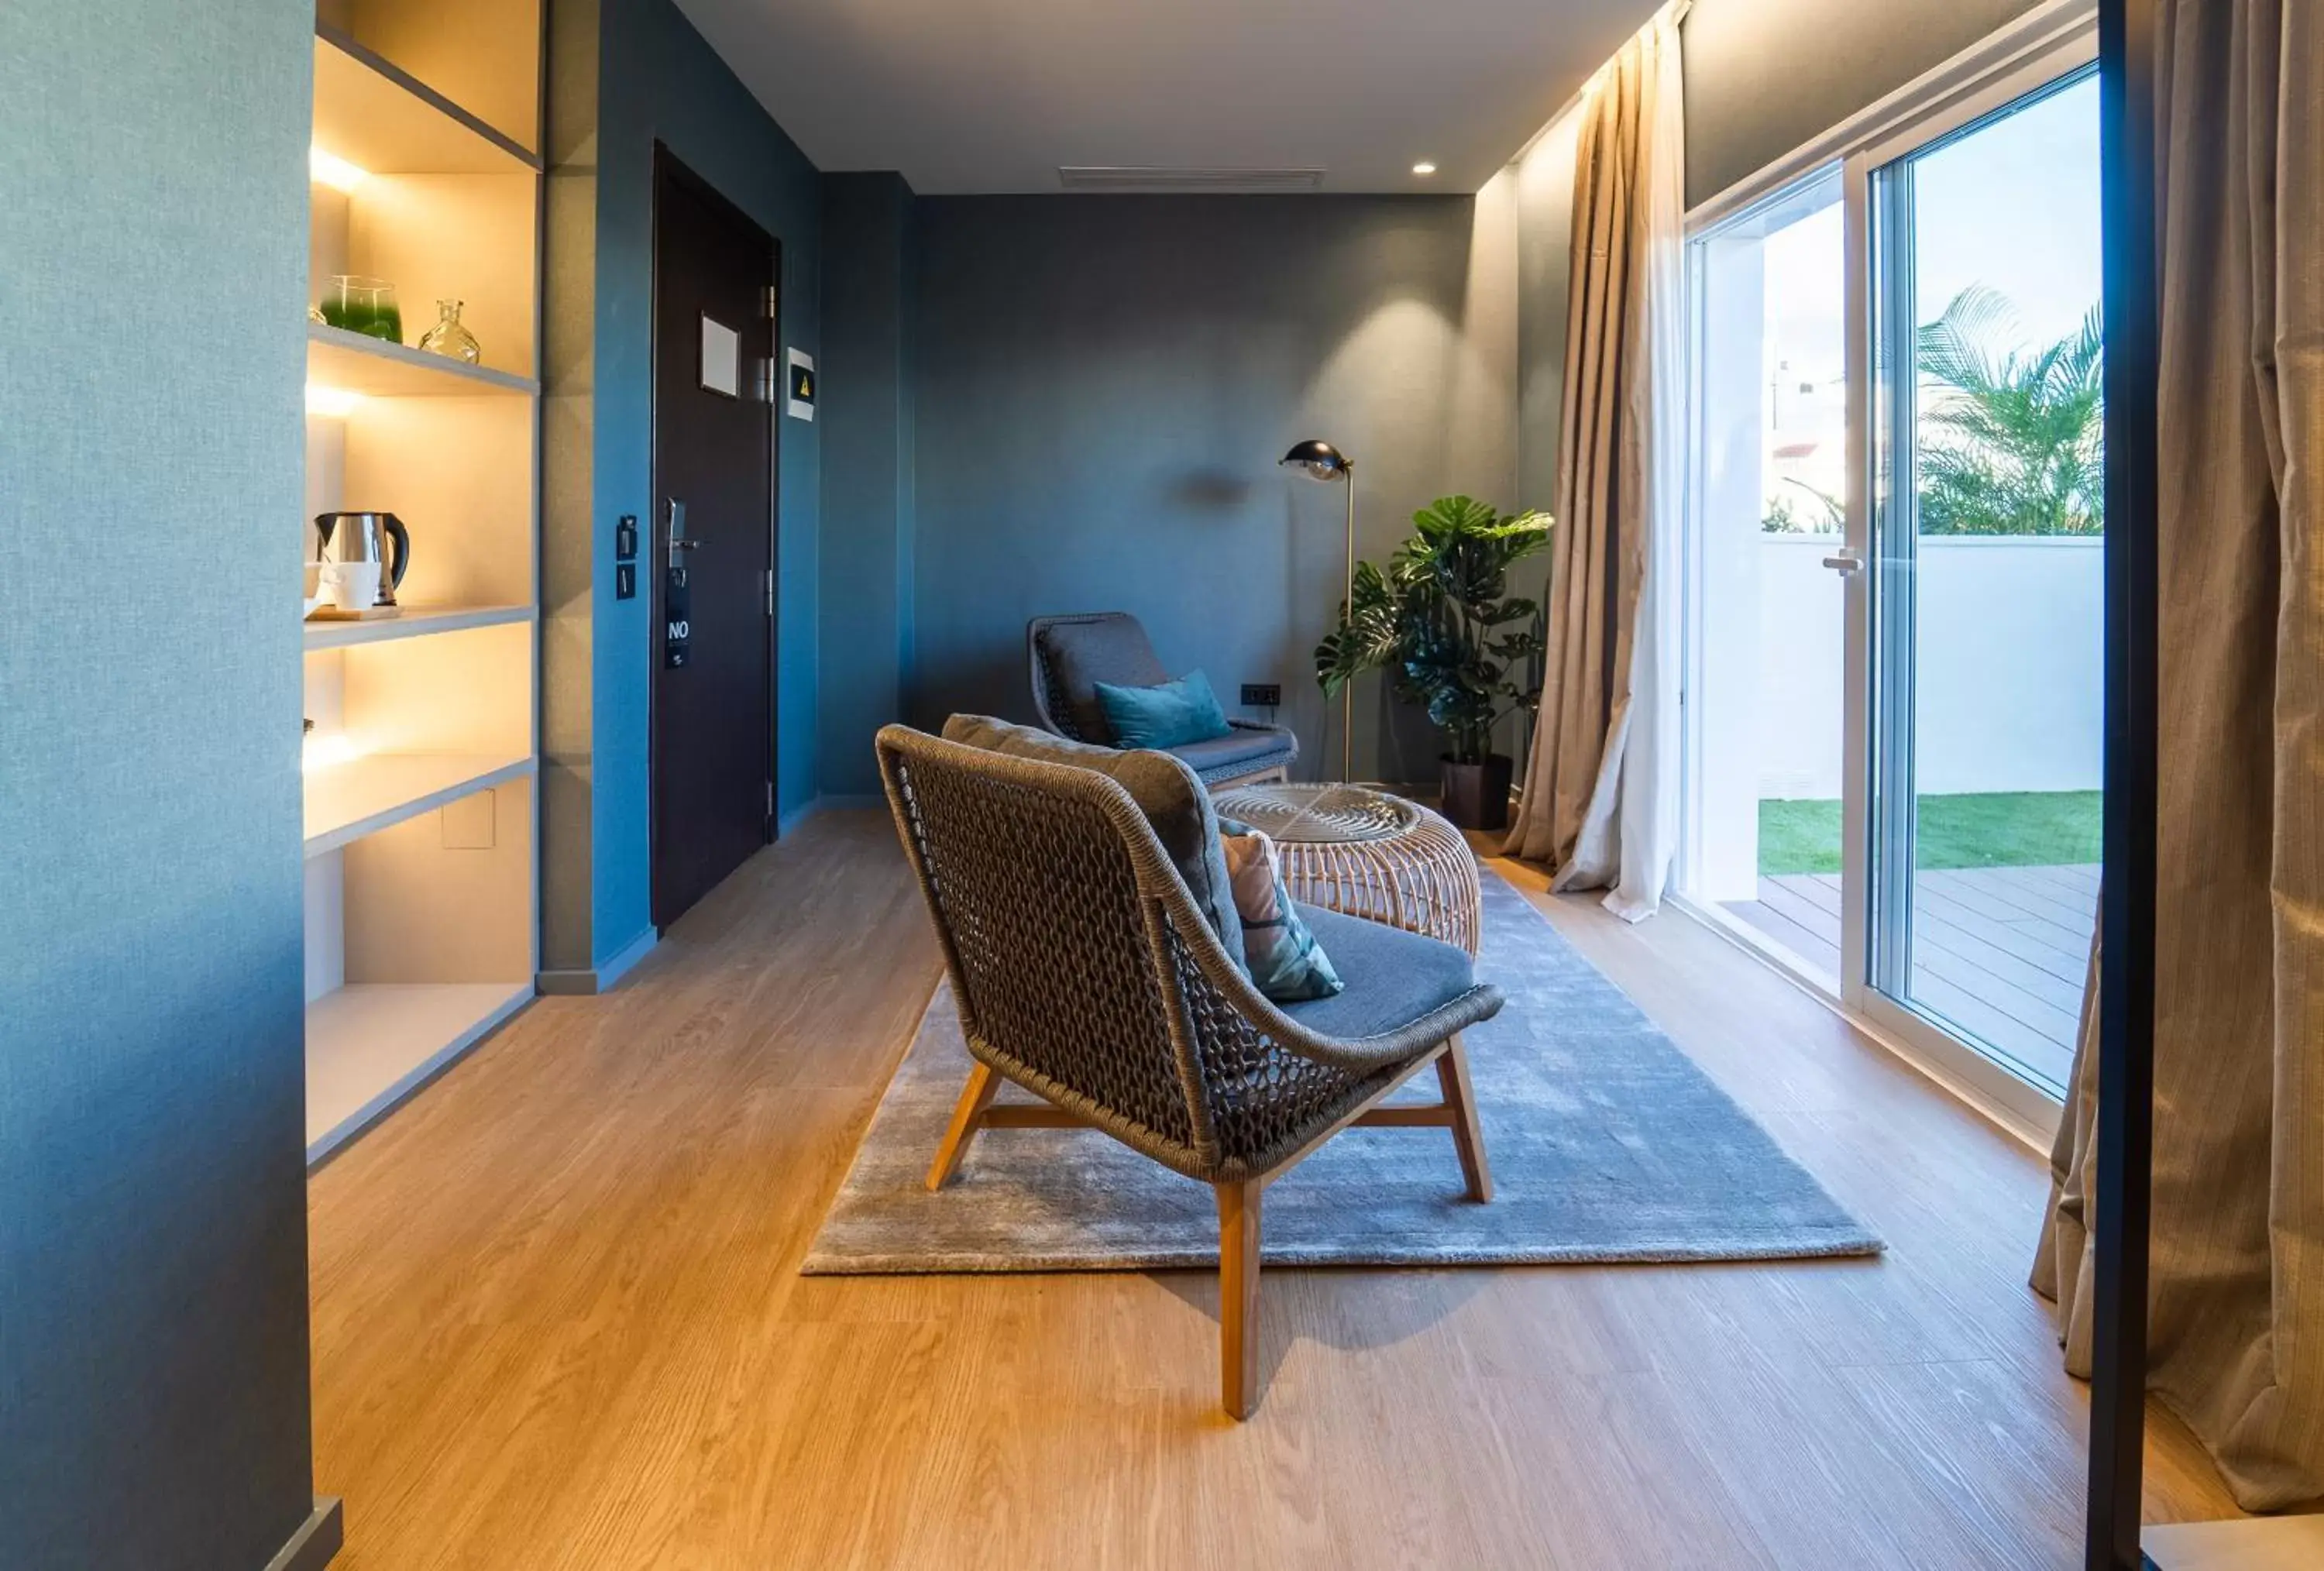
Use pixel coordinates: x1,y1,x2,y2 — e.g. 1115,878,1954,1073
1913,285,2104,536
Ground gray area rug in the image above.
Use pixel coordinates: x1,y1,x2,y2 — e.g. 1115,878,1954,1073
803,869,1880,1273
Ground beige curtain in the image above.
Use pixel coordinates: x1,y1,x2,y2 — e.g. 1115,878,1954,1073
1503,11,1684,922
2033,0,2323,1511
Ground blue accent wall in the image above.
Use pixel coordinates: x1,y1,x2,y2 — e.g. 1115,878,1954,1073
908,195,1516,786
818,174,917,799
0,2,318,1566
583,0,823,961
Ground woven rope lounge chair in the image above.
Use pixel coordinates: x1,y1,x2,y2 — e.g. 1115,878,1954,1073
876,724,1502,1418
1027,611,1297,788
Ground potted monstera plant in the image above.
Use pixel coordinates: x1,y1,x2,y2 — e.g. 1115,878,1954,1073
1315,496,1552,830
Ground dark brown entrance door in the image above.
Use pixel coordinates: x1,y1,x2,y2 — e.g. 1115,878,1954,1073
651,150,777,928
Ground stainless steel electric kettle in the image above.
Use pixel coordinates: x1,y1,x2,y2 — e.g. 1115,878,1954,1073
308,512,411,607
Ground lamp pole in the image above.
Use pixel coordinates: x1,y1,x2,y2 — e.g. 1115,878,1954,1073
1280,439,1359,784
1339,466,1355,784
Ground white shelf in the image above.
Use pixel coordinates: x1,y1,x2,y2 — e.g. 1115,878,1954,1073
306,981,531,1164
313,29,539,176
308,324,538,398
304,751,534,856
301,0,543,1166
304,603,532,651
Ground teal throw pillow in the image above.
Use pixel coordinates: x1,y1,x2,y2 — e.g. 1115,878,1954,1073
1092,669,1234,751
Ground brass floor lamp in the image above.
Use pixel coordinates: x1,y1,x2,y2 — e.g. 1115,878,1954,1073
1281,439,1355,782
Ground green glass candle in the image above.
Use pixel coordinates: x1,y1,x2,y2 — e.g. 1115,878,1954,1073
318,277,401,344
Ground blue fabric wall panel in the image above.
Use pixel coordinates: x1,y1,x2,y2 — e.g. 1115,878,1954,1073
0,1,316,1566
817,173,916,798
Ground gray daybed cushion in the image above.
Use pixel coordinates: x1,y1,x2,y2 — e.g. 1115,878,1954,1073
1167,726,1289,777
940,713,1245,971
1279,902,1477,1040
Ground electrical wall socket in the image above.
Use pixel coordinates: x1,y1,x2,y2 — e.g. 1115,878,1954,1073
1240,683,1282,707
439,789,497,851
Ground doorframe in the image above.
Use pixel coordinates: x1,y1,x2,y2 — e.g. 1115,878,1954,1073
1673,3,2099,1149
647,143,781,930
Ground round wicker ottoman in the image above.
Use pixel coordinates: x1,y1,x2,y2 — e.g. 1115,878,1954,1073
1211,782,1483,957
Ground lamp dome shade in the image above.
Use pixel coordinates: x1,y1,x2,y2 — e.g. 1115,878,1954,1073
1279,438,1352,480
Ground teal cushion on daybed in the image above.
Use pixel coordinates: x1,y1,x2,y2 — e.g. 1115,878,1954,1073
1093,670,1234,751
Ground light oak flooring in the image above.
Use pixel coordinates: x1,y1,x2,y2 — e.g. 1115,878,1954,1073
308,810,2243,1569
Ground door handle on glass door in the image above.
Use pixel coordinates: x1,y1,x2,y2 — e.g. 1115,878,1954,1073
1821,548,1864,575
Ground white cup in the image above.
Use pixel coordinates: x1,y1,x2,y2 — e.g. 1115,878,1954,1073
321,560,382,611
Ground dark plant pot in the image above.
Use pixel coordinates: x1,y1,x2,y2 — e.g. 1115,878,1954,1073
1439,753,1514,831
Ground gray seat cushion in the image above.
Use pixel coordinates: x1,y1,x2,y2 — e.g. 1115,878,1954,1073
1035,615,1168,743
940,713,1245,971
1169,724,1296,782
1281,902,1478,1041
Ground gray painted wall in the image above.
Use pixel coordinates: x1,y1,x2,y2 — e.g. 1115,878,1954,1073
818,174,918,799
0,2,319,1567
909,194,1518,786
544,0,825,970
1501,0,2053,517
1511,111,1583,516
1683,0,2052,205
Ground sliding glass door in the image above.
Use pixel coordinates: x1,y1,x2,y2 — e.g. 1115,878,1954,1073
1862,67,2103,1097
1680,28,2100,1126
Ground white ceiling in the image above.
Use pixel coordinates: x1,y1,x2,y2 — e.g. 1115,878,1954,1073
672,0,1655,195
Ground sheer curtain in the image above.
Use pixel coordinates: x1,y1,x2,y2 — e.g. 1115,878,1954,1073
1501,3,1686,923
2033,0,2324,1511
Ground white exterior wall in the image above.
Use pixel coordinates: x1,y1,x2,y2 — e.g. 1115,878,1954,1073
1751,534,2102,799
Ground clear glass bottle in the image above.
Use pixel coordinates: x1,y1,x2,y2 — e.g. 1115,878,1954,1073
418,298,482,364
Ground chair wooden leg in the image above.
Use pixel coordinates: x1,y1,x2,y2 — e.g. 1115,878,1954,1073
926,1063,999,1191
1436,1033,1493,1202
1217,1180,1263,1420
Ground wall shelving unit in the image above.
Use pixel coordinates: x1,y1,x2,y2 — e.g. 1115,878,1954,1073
303,0,543,1166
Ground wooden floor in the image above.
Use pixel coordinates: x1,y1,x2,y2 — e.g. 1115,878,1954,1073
308,812,2239,1569
1726,865,2098,1089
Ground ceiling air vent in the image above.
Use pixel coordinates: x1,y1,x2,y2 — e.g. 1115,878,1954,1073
1057,166,1327,193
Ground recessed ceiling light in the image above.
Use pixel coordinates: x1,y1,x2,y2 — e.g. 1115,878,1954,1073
1411,161,1438,177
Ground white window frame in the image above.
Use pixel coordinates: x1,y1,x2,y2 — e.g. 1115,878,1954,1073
1670,0,2099,1151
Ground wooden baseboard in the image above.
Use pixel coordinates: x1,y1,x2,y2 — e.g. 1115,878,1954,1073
537,926,657,995
262,1498,342,1571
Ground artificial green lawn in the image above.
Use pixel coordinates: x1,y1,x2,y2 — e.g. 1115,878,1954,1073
1758,792,2102,876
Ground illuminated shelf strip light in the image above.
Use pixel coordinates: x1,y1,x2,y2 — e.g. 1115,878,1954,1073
310,145,370,192
306,383,360,419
